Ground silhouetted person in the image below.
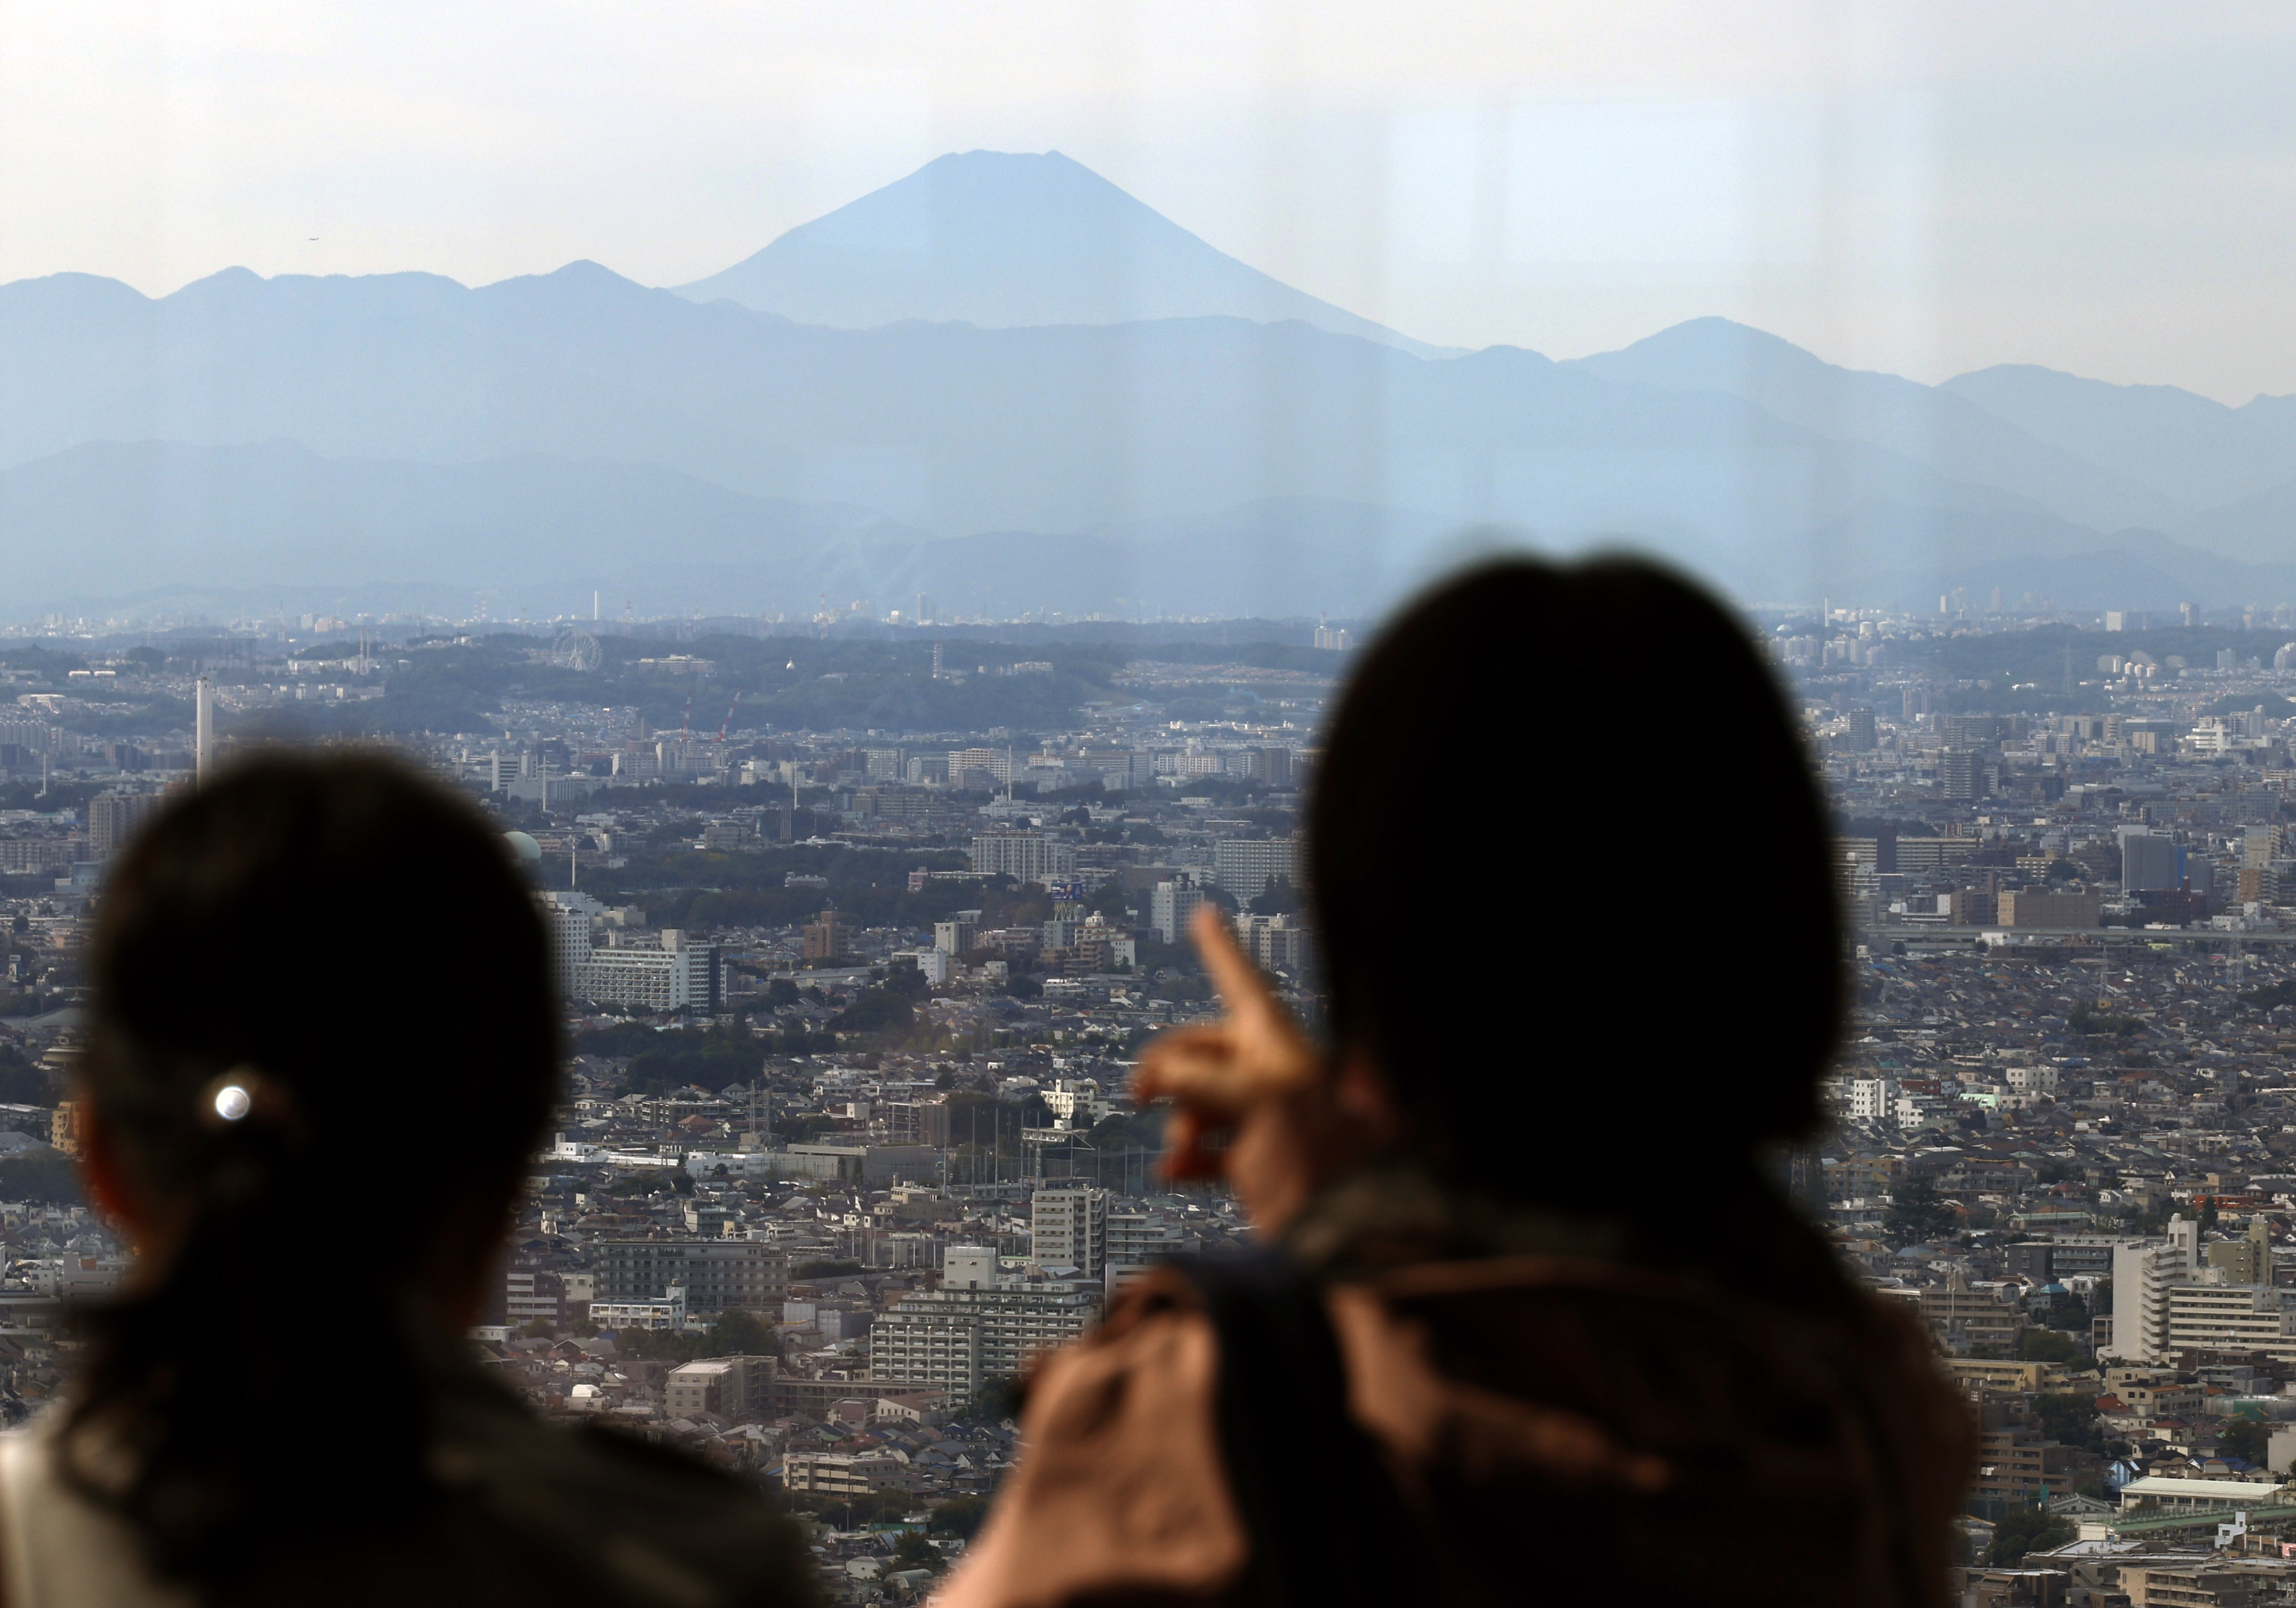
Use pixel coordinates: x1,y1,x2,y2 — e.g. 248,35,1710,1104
942,558,1972,1608
0,755,815,1608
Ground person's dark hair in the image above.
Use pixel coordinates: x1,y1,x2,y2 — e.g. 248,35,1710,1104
67,753,559,1584
1308,556,1840,1202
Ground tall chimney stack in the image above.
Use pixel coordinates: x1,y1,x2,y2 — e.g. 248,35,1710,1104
195,675,214,783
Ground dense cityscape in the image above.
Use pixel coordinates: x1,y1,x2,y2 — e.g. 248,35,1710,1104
18,599,2296,1601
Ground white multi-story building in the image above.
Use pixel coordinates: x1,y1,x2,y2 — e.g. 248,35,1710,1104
2113,1217,2200,1362
1150,877,1205,944
970,831,1077,886
1031,1185,1107,1277
1235,913,1314,978
1847,1077,1899,1124
1211,837,1301,900
941,1246,999,1291
590,1286,688,1332
2164,1279,2296,1363
869,1279,1100,1395
664,1354,778,1421
540,891,720,1011
1040,1079,1115,1128
896,948,953,985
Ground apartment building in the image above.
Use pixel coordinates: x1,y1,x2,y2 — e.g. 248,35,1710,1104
1030,1185,1107,1277
2116,1219,2200,1363
664,1354,778,1422
1210,836,1300,900
969,830,1076,884
593,1239,788,1320
869,1281,1100,1395
2164,1281,2296,1364
539,891,721,1011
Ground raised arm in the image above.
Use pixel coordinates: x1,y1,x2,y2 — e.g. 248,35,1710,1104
1132,905,1394,1235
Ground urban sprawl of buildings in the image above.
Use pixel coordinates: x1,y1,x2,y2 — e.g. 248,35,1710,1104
0,614,1317,1601
22,600,2296,1599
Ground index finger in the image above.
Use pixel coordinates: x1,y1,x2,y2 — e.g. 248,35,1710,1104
1190,903,1275,1014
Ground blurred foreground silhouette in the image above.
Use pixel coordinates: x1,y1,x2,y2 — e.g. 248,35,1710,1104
941,558,1975,1608
0,755,816,1608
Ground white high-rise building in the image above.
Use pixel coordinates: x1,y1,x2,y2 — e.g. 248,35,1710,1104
2113,1216,2200,1362
1211,837,1301,900
1031,1185,1107,1278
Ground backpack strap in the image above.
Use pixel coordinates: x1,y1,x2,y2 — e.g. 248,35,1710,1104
1169,1251,1418,1608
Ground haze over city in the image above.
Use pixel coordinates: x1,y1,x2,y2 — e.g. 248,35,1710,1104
13,7,2296,1603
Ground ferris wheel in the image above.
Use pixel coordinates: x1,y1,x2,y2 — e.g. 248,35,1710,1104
552,628,602,673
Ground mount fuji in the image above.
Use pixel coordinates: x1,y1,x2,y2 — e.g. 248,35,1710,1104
674,149,1444,355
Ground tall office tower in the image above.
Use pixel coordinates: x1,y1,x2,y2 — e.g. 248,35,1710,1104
1844,708,1877,751
2121,828,2182,892
1940,749,1989,801
194,676,214,782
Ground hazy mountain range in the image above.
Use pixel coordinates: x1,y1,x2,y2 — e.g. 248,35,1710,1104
1,148,2293,624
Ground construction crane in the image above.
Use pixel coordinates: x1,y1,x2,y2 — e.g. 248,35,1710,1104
680,694,692,739
717,695,739,743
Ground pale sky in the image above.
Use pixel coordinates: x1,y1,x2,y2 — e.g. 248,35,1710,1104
1,1,2291,400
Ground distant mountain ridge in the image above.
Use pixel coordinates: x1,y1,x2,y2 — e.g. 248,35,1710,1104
674,150,1447,355
0,149,2294,620
1569,318,2194,533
